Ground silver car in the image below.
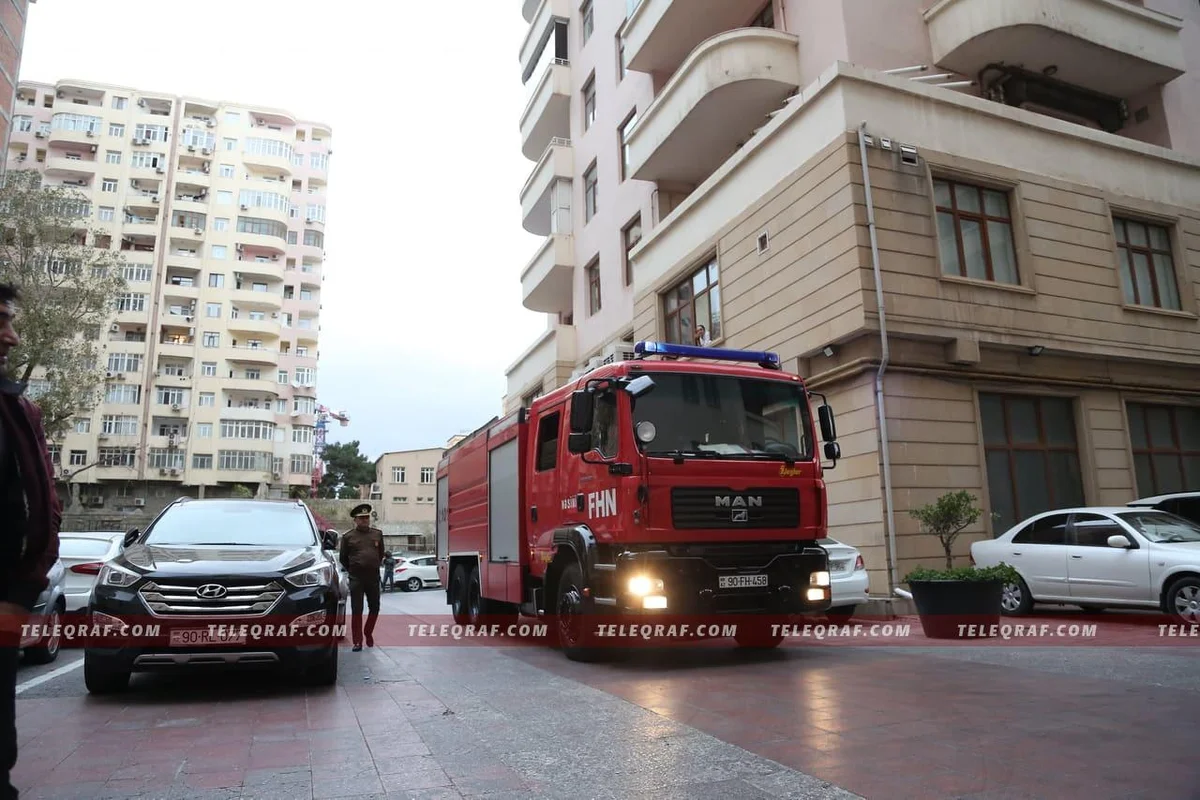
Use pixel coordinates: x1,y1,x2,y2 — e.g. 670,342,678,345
20,558,66,664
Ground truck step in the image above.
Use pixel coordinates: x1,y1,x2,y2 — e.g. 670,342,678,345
592,564,616,572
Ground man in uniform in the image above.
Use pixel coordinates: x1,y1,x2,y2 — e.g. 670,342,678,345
339,503,384,651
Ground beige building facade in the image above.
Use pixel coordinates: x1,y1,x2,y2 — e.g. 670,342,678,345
504,0,1200,594
7,78,332,528
366,436,465,552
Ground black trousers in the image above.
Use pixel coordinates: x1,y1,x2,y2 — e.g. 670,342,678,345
349,575,380,645
0,645,18,800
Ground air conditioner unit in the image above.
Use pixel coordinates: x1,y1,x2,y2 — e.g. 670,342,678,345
600,342,637,366
193,228,203,235
155,167,164,174
584,356,603,372
85,130,94,138
205,120,214,128
239,204,249,211
110,324,119,332
34,132,45,139
97,433,109,440
272,471,281,480
158,468,167,475
171,403,181,411
170,469,179,476
201,148,212,155
89,496,104,506
115,374,126,381
133,497,146,507
151,196,159,203
137,99,147,107
187,146,195,152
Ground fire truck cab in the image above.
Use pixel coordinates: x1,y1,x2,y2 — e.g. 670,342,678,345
436,341,841,659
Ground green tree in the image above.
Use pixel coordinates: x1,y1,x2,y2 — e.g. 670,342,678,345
317,440,375,498
0,169,127,437
909,490,984,570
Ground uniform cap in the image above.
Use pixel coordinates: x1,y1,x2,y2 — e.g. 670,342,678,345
351,503,372,518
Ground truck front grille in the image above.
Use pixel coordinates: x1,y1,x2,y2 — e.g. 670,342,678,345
670,487,800,530
138,579,285,617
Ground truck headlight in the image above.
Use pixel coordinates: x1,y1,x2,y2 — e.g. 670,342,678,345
627,576,664,596
810,571,830,587
285,562,334,588
98,563,140,588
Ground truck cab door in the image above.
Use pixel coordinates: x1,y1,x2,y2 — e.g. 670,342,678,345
561,389,626,543
528,406,565,564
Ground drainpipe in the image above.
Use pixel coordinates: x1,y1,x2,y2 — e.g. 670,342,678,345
857,122,899,597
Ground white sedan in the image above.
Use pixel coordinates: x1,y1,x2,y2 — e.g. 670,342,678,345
57,532,126,612
970,506,1200,621
384,555,440,592
820,538,869,620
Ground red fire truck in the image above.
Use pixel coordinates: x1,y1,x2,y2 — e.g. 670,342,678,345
435,341,842,660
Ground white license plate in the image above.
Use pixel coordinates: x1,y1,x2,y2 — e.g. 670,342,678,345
831,559,850,573
169,628,247,647
718,574,768,589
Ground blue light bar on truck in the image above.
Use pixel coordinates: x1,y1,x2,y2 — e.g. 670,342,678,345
633,341,782,370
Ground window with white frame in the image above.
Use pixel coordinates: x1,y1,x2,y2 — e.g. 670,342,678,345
220,420,275,440
293,397,315,415
98,206,114,222
74,418,91,434
195,423,213,438
277,370,288,384
101,179,117,192
52,113,102,134
104,383,141,404
108,123,125,137
133,123,168,142
310,153,328,170
218,450,271,471
98,447,136,467
238,189,289,213
115,294,147,312
216,190,233,205
202,332,220,347
244,137,293,161
69,450,87,466
291,454,313,474
111,96,127,110
156,387,186,406
292,426,313,444
199,392,215,407
104,150,121,164
106,352,142,372
420,467,435,484
193,453,213,469
121,264,152,282
305,204,326,223
205,303,221,318
101,415,139,436
208,273,224,288
213,217,229,232
201,362,217,376
391,466,406,483
294,367,315,386
211,245,227,260
130,151,164,169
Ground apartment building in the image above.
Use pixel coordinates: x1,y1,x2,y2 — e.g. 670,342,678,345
504,0,1200,593
6,78,332,525
0,0,34,166
366,435,466,552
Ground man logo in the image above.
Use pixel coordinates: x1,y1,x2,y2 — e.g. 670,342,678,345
731,509,749,523
714,495,762,508
196,584,227,599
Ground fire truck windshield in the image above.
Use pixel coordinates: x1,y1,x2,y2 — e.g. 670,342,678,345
630,372,814,462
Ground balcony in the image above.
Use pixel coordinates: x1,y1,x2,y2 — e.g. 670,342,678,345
622,0,766,77
924,0,1186,98
241,147,293,175
520,61,572,161
47,127,101,147
157,339,196,359
520,0,569,82
224,346,279,366
220,406,277,424
228,288,283,311
505,324,577,400
626,29,800,185
223,377,280,395
227,317,281,337
521,235,574,314
122,219,160,239
520,139,573,236
45,156,96,177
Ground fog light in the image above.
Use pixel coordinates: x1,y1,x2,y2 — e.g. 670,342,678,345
628,576,664,596
643,595,668,610
811,571,830,587
293,610,326,628
806,588,826,602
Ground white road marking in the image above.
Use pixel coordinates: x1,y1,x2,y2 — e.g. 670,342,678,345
15,657,84,695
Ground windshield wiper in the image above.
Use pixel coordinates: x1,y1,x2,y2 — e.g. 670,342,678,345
647,449,720,464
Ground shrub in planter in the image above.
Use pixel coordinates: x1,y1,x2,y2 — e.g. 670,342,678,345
903,491,1017,639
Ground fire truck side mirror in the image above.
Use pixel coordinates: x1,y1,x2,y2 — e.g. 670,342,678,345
567,432,593,455
818,404,837,442
823,441,841,462
569,389,594,434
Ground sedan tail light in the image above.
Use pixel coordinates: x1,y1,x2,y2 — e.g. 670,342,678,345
969,552,976,565
854,555,865,571
395,567,407,573
70,562,103,575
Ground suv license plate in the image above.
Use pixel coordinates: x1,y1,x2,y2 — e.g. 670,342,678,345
169,628,247,647
718,574,768,589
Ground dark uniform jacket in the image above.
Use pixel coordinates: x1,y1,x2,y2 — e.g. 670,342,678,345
0,377,62,611
338,526,384,578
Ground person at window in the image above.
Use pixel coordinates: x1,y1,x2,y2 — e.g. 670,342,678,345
339,503,384,650
694,325,711,346
0,283,62,800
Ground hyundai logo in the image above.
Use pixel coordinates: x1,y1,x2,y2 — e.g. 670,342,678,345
196,584,227,599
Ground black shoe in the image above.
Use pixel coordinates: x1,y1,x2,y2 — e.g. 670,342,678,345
365,633,374,648
352,644,362,652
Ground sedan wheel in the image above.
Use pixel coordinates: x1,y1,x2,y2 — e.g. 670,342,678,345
406,577,422,593
1168,577,1200,623
1001,578,1032,615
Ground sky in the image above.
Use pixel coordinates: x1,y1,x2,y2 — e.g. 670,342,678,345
18,0,549,461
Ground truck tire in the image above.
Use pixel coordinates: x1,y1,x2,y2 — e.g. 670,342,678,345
450,565,470,625
554,561,605,662
466,568,484,627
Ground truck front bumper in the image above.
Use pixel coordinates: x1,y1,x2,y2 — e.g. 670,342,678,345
609,546,832,616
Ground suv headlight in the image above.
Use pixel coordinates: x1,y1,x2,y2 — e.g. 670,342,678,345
285,562,334,588
98,562,141,588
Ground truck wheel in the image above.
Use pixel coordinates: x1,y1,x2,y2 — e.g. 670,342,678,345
554,562,604,662
449,565,470,625
83,652,130,695
466,568,484,627
734,621,785,650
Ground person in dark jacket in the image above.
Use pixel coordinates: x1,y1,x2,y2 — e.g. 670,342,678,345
0,283,62,800
381,551,396,592
338,503,384,651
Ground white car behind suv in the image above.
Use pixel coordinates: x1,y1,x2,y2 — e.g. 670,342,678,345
970,506,1200,621
819,538,869,620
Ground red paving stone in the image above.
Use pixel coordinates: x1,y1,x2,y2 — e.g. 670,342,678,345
510,638,1200,799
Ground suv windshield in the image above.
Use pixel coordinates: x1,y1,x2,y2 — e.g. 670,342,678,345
1116,511,1200,543
632,372,813,461
144,502,318,547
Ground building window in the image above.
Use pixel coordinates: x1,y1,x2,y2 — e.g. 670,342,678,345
420,466,435,484
193,454,213,469
101,179,117,193
933,178,1019,285
586,259,601,315
583,161,598,222
618,110,636,181
617,37,626,81
1127,403,1200,496
392,466,406,483
582,75,596,131
980,393,1085,533
750,2,774,28
104,151,121,164
622,214,642,286
1113,217,1180,310
108,123,125,137
581,0,594,42
663,256,721,345
69,450,87,466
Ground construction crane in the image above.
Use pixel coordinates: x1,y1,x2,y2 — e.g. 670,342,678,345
312,404,350,497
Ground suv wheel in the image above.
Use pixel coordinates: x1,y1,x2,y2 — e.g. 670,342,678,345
83,652,130,695
306,646,338,687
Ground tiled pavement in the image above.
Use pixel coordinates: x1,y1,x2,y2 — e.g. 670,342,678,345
12,647,860,800
12,613,1200,799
